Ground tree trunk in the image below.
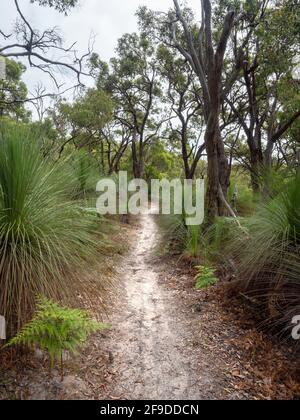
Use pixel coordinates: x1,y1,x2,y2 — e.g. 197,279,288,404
249,145,263,193
133,161,143,179
100,140,105,174
205,108,220,220
205,82,231,218
206,135,220,220
180,125,193,179
264,138,274,169
217,126,231,198
173,0,235,220
132,143,144,178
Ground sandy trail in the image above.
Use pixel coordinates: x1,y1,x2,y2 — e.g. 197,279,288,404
104,208,222,400
2,208,294,400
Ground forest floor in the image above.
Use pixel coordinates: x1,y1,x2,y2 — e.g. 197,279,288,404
1,208,300,400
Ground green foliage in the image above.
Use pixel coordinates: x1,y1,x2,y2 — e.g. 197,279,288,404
77,151,91,194
257,1,300,76
237,173,300,280
194,265,218,290
160,209,240,266
259,166,294,199
0,59,30,121
0,122,101,336
228,170,258,216
201,217,240,264
68,150,99,198
58,89,114,133
145,141,179,181
93,30,162,178
233,173,300,331
30,0,79,14
32,118,59,157
54,89,114,173
8,297,108,366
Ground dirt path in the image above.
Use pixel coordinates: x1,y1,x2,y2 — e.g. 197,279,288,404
102,208,224,400
2,208,298,400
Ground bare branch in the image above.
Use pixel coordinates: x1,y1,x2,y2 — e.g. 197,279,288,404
0,0,92,88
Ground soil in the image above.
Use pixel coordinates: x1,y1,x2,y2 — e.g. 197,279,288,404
97,207,224,400
1,208,300,400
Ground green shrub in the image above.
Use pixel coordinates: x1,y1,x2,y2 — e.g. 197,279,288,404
8,297,109,379
0,123,101,336
194,265,218,290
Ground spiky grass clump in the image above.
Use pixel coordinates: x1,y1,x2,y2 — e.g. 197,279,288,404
233,174,300,336
0,125,100,336
159,213,238,263
201,217,240,264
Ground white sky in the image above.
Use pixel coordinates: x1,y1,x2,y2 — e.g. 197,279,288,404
1,0,202,96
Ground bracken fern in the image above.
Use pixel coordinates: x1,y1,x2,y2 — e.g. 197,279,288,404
8,296,109,379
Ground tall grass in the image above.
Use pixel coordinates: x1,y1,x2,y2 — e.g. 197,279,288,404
158,213,187,254
186,225,200,258
0,124,101,336
232,173,300,336
201,217,239,265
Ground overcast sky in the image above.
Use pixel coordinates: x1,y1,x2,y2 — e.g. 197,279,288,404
2,0,201,97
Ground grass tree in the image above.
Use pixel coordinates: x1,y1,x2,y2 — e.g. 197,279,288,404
233,173,300,334
0,123,101,336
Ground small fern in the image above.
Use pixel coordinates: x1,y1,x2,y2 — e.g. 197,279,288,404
194,265,218,290
7,297,109,379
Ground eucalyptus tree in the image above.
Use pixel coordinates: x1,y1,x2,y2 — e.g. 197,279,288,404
99,121,132,175
138,2,260,218
224,0,300,192
93,33,164,179
157,45,206,180
51,88,114,165
170,0,276,219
